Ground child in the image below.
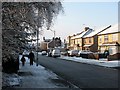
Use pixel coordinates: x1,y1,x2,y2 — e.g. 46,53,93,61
21,55,26,66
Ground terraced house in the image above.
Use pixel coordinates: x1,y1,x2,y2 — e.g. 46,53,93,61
83,25,111,52
66,35,75,50
67,27,93,50
98,24,120,60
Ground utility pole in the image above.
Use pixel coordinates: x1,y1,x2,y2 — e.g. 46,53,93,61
36,9,41,66
53,30,55,48
36,28,39,66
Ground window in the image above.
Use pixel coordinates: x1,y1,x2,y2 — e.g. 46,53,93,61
84,39,86,44
89,38,92,43
75,39,78,44
112,34,118,41
99,36,102,43
70,40,74,46
104,35,108,42
78,39,82,46
74,40,75,44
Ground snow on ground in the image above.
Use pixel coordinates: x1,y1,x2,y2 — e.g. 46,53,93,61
35,51,120,68
18,56,58,88
2,73,21,87
35,52,120,68
4,53,118,87
3,55,74,88
59,56,120,68
16,55,74,88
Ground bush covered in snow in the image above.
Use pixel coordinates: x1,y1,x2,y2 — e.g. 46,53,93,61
2,53,19,73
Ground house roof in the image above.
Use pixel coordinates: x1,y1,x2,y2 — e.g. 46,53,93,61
98,24,119,35
71,31,86,39
71,29,93,39
84,25,111,38
82,29,93,38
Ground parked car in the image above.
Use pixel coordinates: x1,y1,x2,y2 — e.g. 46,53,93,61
41,51,47,55
52,49,61,57
68,50,79,57
97,50,109,58
78,50,93,58
104,50,109,58
48,50,52,57
98,52,105,58
61,51,68,56
76,50,82,57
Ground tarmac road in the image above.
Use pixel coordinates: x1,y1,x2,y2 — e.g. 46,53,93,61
37,55,119,89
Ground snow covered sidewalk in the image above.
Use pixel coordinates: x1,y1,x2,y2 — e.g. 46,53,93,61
59,56,120,68
2,73,21,87
17,55,58,88
10,55,76,89
2,55,79,89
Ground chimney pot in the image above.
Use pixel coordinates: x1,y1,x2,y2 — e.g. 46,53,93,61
84,27,89,31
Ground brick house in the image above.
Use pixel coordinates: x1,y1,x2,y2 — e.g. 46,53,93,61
82,25,111,52
98,24,120,60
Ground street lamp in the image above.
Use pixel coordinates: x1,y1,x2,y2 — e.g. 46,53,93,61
35,8,44,66
36,28,39,66
36,9,41,66
36,28,42,66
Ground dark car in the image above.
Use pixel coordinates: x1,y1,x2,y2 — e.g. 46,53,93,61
78,50,93,58
104,50,109,58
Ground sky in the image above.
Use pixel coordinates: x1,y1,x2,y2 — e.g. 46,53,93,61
42,2,118,41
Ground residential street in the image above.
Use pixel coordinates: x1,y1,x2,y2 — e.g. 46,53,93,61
2,56,79,90
37,55,119,89
2,1,120,90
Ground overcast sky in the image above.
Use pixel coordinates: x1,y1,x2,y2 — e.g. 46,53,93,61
42,2,118,41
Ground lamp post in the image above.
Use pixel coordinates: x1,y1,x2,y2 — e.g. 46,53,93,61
53,30,55,48
36,28,39,66
36,8,41,66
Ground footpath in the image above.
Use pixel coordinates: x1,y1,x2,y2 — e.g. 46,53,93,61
2,55,79,90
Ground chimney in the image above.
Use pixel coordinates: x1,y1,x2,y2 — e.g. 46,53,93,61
84,27,89,31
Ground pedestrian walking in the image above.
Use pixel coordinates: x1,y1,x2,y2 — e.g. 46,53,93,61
29,51,34,65
21,55,26,66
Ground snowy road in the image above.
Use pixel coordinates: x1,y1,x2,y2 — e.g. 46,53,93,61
37,55,119,89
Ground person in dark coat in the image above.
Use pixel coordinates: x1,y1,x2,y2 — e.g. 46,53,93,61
21,55,26,66
29,51,34,65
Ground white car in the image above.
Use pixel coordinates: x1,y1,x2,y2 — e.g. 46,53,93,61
41,51,47,55
52,49,61,57
68,50,79,56
48,49,52,57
